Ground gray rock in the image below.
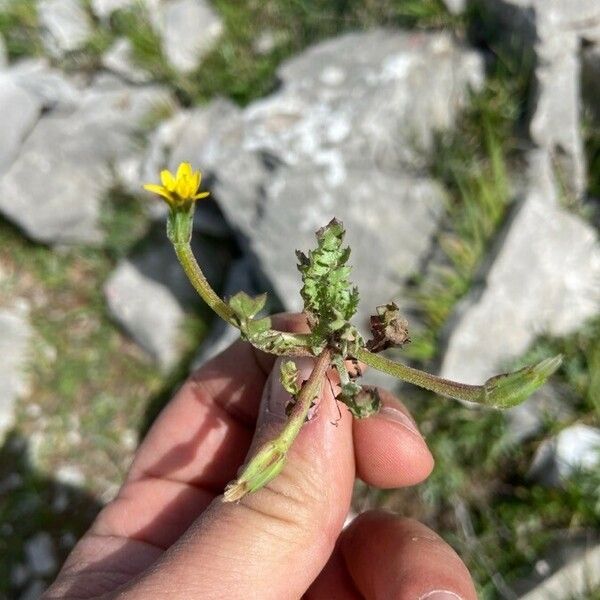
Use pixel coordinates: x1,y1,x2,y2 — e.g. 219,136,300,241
105,233,229,369
91,0,136,20
248,167,445,329
155,0,223,74
0,79,174,244
161,31,483,328
480,0,600,198
19,580,46,600
443,0,467,14
105,260,186,369
0,305,32,441
8,58,82,111
24,532,57,576
0,73,41,174
530,29,585,200
38,0,92,57
441,151,600,384
517,542,600,600
528,424,600,486
102,38,152,84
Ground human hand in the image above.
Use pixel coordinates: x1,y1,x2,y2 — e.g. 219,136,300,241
45,314,476,600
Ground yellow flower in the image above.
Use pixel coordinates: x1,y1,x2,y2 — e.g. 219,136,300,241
143,162,210,208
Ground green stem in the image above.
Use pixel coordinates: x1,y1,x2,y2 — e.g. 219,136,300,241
356,348,562,408
356,347,485,403
280,348,332,445
173,242,237,325
223,348,332,501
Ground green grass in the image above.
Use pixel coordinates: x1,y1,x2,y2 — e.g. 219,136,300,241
0,0,43,59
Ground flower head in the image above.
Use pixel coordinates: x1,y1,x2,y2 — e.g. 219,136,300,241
143,162,210,209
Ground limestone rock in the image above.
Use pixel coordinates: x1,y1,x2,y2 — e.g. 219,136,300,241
102,38,152,84
0,72,41,174
104,233,229,369
0,305,32,441
528,424,600,486
442,0,467,14
0,79,174,244
155,0,223,74
441,151,600,384
8,58,82,111
481,0,600,197
91,0,136,20
159,31,483,328
38,0,92,57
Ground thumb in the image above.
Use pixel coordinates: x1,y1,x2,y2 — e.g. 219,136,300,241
126,357,355,600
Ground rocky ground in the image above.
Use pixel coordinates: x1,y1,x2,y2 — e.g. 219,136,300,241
0,0,598,598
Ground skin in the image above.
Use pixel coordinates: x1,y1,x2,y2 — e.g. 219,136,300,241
44,314,477,600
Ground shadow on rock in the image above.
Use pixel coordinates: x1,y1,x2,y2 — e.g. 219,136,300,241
0,432,102,599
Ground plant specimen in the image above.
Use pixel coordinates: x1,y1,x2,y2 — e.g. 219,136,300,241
144,163,562,502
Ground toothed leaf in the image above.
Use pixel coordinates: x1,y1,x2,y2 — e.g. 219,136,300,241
280,360,301,396
228,291,267,320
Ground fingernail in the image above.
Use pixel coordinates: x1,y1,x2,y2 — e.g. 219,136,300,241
378,405,422,437
419,591,463,600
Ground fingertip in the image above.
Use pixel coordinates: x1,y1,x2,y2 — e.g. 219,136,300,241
353,391,433,488
341,511,477,600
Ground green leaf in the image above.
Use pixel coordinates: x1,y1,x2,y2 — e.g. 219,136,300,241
339,386,382,419
280,360,301,396
228,291,267,320
297,218,359,341
357,348,563,409
482,355,564,408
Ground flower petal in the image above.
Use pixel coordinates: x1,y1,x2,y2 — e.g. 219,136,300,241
176,162,192,180
160,169,176,190
143,184,173,202
194,191,210,200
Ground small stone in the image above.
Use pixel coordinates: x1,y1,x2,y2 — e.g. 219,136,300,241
442,0,466,14
102,38,152,84
253,30,278,55
529,424,600,486
24,532,57,576
120,428,138,451
156,0,223,74
55,464,85,487
0,307,33,441
38,0,92,57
